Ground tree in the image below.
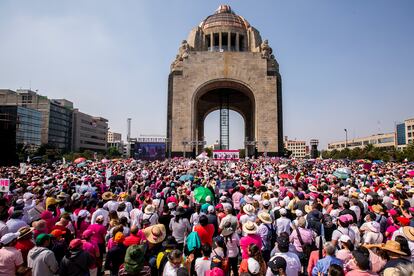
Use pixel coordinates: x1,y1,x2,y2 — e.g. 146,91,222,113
203,147,213,157
107,147,121,158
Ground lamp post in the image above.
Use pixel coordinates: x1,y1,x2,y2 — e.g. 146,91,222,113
181,139,189,158
244,138,257,158
344,128,348,149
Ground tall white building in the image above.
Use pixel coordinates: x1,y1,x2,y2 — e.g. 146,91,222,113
284,137,307,158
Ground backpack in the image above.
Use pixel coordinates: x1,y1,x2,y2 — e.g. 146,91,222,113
264,223,277,251
157,251,169,276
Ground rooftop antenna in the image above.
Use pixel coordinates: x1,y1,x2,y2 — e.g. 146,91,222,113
377,120,381,134
126,118,131,158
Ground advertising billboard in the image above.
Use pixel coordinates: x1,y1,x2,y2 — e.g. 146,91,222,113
134,142,166,160
213,150,240,161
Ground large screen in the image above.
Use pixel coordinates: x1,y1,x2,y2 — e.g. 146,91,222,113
134,143,166,160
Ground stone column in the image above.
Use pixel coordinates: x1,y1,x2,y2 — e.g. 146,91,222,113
210,33,213,51
228,32,231,51
236,33,240,51
219,32,222,51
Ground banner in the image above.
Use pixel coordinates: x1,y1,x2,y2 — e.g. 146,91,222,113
213,150,240,161
105,168,112,186
19,163,27,175
0,179,10,193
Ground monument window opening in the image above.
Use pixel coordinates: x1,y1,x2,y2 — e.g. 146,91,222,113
239,35,245,51
221,32,228,51
213,33,220,51
230,33,236,51
205,34,211,51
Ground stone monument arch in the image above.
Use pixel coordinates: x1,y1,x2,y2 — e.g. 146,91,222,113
167,5,283,157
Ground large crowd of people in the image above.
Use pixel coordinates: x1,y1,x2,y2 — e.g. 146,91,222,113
0,157,414,276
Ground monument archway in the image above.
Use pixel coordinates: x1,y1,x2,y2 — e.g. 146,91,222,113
192,79,255,155
166,5,283,157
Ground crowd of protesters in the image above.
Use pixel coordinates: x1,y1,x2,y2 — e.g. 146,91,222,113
0,157,414,276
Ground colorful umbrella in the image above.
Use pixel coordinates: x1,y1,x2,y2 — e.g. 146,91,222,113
333,169,349,179
179,174,194,182
193,186,213,204
279,173,294,180
74,157,86,164
407,170,414,177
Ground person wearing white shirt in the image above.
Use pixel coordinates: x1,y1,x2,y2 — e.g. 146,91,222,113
91,201,109,226
276,208,291,236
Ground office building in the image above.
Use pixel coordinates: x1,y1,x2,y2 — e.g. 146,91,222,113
0,89,73,151
284,137,307,158
327,132,395,151
0,105,42,165
72,109,108,152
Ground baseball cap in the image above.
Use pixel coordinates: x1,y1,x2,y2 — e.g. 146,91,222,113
36,233,52,246
247,258,260,275
0,232,19,245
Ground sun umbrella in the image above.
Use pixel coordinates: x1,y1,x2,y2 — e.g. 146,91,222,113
333,170,349,179
279,173,294,180
74,157,86,164
337,167,352,175
179,174,194,182
101,159,111,164
76,162,86,168
407,170,414,177
193,186,213,204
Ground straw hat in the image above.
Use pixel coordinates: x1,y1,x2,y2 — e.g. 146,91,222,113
102,192,115,201
17,226,33,240
381,240,407,256
402,226,414,242
304,205,312,214
258,212,272,224
243,204,256,216
242,221,258,235
221,226,234,237
144,205,155,214
143,224,166,244
308,185,318,193
372,204,383,214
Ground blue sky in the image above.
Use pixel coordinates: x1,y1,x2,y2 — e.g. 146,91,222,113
0,1,413,149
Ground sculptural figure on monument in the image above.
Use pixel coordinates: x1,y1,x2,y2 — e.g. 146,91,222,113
171,54,183,71
261,39,272,59
179,40,190,59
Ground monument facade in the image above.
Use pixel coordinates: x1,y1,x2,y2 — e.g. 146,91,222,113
167,5,283,156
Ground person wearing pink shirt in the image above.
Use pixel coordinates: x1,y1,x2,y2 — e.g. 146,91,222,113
82,229,100,276
239,221,262,259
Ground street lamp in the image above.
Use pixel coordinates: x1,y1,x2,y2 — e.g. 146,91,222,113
181,139,189,158
244,138,257,158
344,129,348,149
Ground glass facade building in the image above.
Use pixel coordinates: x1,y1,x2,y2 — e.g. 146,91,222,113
396,123,406,146
16,106,42,146
0,106,42,165
48,101,72,151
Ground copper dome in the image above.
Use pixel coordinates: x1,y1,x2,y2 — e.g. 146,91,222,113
201,5,249,31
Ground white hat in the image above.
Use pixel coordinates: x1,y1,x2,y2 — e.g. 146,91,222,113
247,257,260,274
205,196,212,202
220,196,227,201
167,202,176,209
279,208,287,215
262,200,270,207
78,209,90,218
207,205,215,213
23,192,34,200
295,209,303,217
0,232,19,245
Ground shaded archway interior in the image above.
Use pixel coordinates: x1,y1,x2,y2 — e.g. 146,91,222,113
194,81,255,153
